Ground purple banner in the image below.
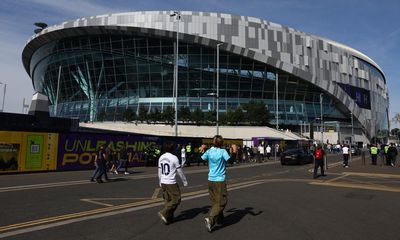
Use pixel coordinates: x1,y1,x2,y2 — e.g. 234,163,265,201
57,133,162,171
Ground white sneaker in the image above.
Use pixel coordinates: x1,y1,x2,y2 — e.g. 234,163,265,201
158,212,168,225
124,172,130,175
345,165,349,168
204,217,213,232
114,170,118,174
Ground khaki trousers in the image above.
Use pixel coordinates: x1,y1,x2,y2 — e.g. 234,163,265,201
160,183,181,221
207,181,227,226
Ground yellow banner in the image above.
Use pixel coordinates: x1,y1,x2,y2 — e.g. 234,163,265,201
0,131,58,173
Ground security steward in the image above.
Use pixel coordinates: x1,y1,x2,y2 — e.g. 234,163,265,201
370,144,378,165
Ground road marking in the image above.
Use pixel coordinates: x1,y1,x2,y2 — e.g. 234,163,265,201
308,156,362,172
80,197,150,207
80,199,114,207
152,188,161,199
184,184,204,189
342,172,400,179
310,181,400,193
0,162,279,193
0,180,92,193
0,177,308,237
325,174,348,183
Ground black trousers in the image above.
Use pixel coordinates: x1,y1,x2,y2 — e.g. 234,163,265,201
371,154,377,165
343,154,349,166
314,159,324,177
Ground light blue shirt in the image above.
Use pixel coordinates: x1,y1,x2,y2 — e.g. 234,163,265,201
201,147,231,181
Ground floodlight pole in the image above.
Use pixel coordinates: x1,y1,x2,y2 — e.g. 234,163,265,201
55,65,62,116
0,83,6,112
170,11,181,137
320,93,323,146
216,43,223,135
276,73,279,130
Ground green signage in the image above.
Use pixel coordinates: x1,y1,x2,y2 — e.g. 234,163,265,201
26,135,44,169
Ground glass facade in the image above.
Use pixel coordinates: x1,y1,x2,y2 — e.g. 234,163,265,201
31,34,346,124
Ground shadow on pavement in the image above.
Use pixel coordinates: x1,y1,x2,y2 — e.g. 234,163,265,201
174,206,211,223
214,207,263,231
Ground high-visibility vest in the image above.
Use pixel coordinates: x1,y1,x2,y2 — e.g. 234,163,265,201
384,145,389,154
186,145,192,153
370,146,378,155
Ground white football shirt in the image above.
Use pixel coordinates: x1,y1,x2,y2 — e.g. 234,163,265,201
158,152,182,184
342,146,349,154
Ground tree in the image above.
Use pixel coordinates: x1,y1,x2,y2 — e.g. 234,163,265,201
231,107,244,125
390,128,400,139
243,100,270,126
162,106,175,125
205,110,216,125
219,112,227,125
123,108,135,122
392,113,400,127
178,106,191,123
97,110,107,122
148,108,161,124
392,113,400,134
138,106,148,123
191,108,204,126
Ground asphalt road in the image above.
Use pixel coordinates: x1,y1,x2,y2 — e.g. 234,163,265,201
0,154,399,240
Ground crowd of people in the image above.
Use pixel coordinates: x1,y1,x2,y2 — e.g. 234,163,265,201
87,137,400,232
311,141,399,179
90,143,131,183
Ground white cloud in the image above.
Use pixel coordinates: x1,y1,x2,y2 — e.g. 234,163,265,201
0,39,34,113
0,0,123,113
23,0,123,17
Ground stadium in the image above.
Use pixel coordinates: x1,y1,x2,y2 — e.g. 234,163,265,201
22,11,389,142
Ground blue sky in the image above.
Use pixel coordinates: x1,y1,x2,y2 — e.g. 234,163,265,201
0,0,399,127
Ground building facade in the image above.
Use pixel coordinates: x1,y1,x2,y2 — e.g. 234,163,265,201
22,11,389,140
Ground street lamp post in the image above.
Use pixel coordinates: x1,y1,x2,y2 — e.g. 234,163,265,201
216,43,223,136
0,82,6,112
350,113,354,162
275,73,279,130
320,93,323,146
351,113,354,145
170,11,181,137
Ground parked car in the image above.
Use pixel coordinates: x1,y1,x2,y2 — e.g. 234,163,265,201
280,148,314,165
350,145,361,156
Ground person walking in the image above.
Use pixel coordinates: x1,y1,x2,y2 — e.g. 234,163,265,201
384,144,390,165
342,144,350,168
157,141,188,225
201,135,233,232
387,143,398,167
266,145,272,160
117,146,130,174
313,145,326,178
110,150,119,174
95,144,109,183
181,145,186,167
90,145,105,182
370,144,378,165
185,143,192,166
257,144,265,162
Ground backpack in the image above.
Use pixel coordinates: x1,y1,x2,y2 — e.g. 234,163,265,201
315,149,322,160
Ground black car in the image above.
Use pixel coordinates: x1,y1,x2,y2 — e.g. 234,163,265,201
350,145,361,156
280,148,314,165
